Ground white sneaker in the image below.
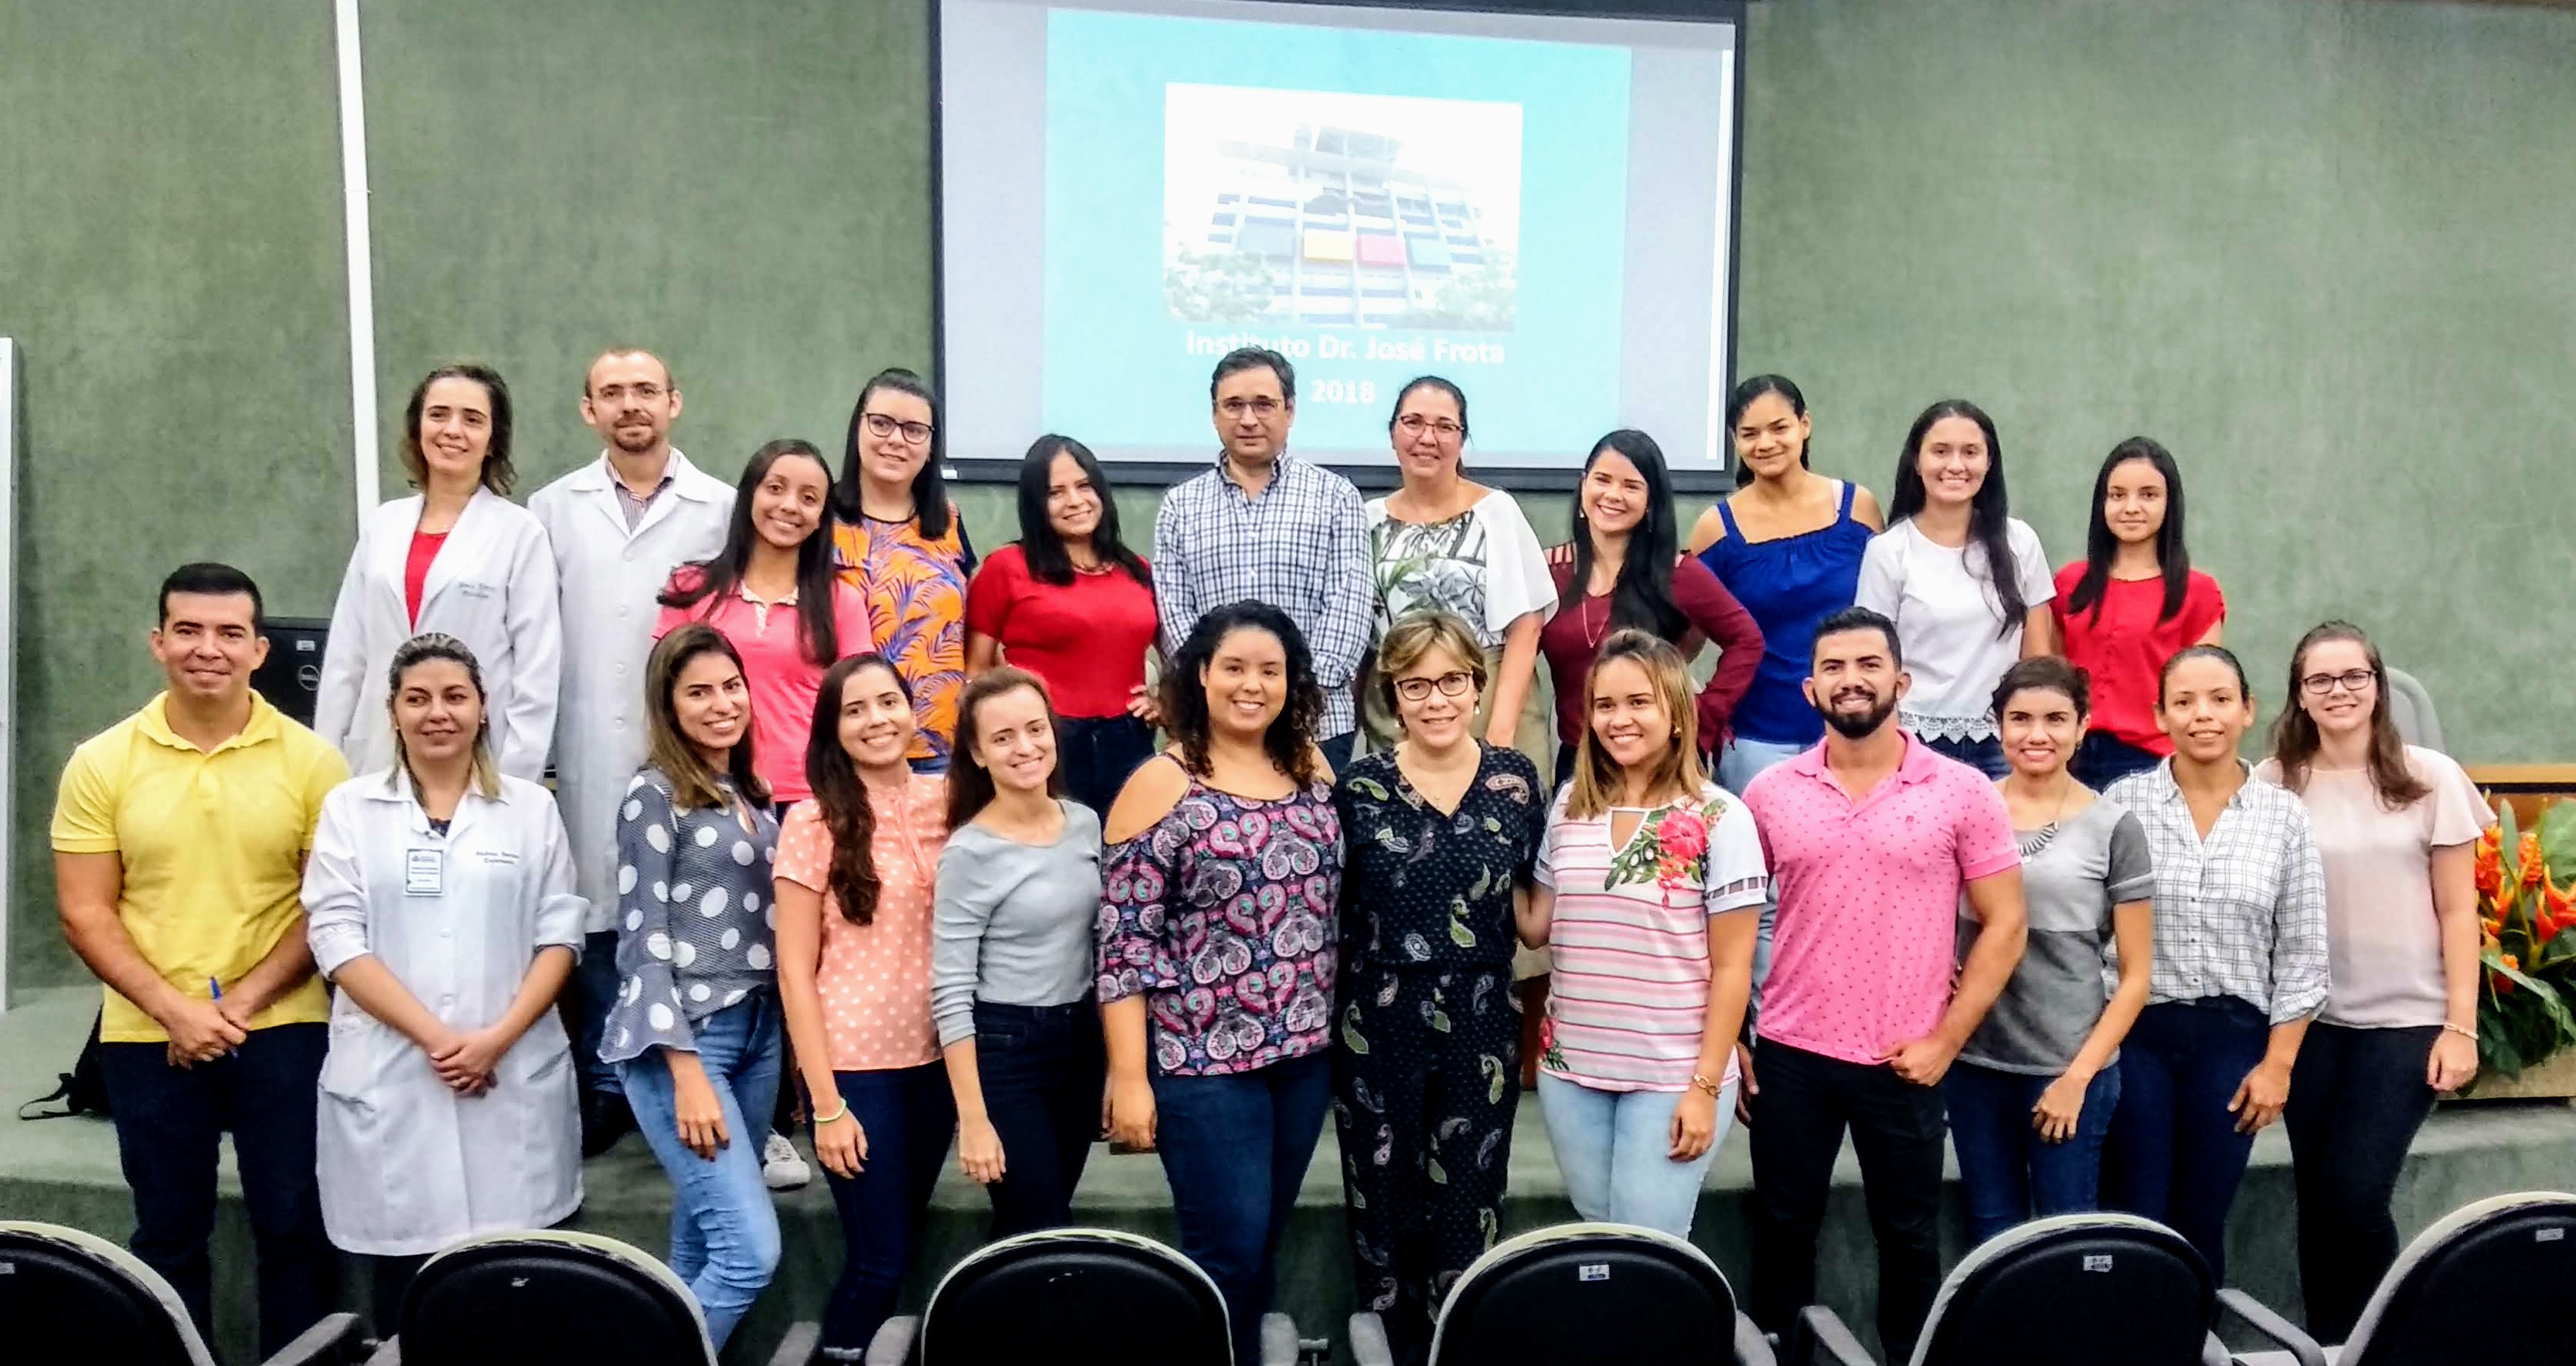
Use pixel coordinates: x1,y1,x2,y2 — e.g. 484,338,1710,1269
761,1130,812,1191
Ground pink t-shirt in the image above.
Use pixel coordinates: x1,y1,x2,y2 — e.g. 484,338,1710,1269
1534,780,1768,1092
2254,748,2491,1029
655,568,873,805
773,780,948,1072
1744,733,2021,1065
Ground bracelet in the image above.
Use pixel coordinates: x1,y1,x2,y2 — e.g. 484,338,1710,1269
1689,1072,1724,1098
812,1100,851,1124
2442,1023,2479,1042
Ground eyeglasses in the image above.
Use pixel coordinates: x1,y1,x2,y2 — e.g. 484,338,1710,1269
1393,670,1477,703
2300,668,2377,695
1217,396,1284,420
863,412,934,446
1395,414,1464,439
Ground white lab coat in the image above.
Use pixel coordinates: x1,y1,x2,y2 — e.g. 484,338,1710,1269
527,451,733,930
303,770,590,1256
314,488,563,779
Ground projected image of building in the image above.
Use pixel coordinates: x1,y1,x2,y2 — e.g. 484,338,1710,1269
1163,87,1522,331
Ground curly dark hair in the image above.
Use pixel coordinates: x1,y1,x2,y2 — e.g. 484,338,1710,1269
1159,600,1325,787
805,653,912,925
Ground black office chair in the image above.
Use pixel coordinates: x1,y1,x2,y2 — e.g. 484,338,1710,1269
1349,1222,1775,1366
381,1228,741,1366
2222,1190,2576,1366
1787,1212,2231,1366
851,1227,1305,1366
0,1219,366,1366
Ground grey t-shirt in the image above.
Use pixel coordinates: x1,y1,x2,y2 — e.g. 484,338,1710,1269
931,800,1104,1047
1957,798,2155,1074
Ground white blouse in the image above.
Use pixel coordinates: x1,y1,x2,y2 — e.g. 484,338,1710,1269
1364,489,1556,649
1856,516,2052,740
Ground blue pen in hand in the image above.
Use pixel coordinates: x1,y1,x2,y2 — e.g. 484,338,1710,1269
209,977,240,1059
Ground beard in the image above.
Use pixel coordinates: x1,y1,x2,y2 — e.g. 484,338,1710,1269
609,420,661,453
1815,689,1897,739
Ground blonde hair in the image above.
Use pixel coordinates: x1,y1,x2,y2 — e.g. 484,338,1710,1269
386,633,502,800
1565,629,1704,821
1375,610,1486,715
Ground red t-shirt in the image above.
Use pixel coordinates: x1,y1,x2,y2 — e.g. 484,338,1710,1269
962,544,1158,719
404,528,449,628
2050,564,2227,751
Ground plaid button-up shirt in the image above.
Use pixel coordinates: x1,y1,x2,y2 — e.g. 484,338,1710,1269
2105,760,2330,1024
1153,450,1372,737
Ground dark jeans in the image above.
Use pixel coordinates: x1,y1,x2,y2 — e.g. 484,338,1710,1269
1747,1039,1948,1363
1319,731,1356,779
573,927,625,1098
2285,1022,2442,1343
817,1061,957,1351
972,999,1108,1236
1057,714,1158,818
368,1253,430,1337
97,1022,335,1359
1946,1061,2124,1245
2071,732,2163,790
2104,997,2271,1283
1921,732,2008,779
1152,1050,1334,1366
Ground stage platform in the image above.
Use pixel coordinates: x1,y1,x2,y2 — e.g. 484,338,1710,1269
5,986,2571,1364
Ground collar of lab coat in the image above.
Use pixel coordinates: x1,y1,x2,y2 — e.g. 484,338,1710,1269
563,449,729,541
363,765,505,842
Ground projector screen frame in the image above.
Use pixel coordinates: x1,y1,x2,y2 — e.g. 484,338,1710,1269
928,0,1750,494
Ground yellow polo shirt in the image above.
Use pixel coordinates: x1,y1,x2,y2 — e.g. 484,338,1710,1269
51,693,349,1042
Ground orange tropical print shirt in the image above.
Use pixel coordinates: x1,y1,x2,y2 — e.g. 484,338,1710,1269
834,511,974,766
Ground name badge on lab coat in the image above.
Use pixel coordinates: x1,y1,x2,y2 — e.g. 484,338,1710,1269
405,848,444,897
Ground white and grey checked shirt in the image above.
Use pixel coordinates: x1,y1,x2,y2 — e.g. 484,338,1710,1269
1153,451,1373,737
2104,761,2330,1024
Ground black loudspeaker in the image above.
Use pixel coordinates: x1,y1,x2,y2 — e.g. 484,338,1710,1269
253,617,330,728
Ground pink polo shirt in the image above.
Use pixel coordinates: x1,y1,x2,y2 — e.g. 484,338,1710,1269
1742,732,2020,1065
655,567,873,805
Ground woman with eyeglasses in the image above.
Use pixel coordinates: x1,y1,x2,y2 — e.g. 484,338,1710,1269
1361,377,1556,781
2257,622,2487,1342
1332,611,1546,1365
833,368,978,773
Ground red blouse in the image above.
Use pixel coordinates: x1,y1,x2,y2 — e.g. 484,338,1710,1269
403,528,448,627
2050,563,2227,752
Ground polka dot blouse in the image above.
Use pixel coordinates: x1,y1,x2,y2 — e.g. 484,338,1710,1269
773,773,950,1072
600,769,781,1065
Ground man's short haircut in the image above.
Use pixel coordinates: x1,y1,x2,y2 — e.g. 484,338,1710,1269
158,562,264,631
1210,347,1295,406
585,347,674,397
1811,605,1901,670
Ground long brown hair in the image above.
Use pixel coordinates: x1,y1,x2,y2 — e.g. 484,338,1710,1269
805,654,911,924
948,666,1063,831
642,623,769,812
2268,620,2429,810
1565,630,1705,821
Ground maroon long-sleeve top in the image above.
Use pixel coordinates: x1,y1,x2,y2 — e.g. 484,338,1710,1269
1538,547,1766,751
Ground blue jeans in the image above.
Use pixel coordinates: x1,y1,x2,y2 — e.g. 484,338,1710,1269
972,1000,1105,1238
2105,997,2270,1283
815,1061,957,1351
2071,732,2163,790
617,993,785,1347
573,928,624,1098
1152,1050,1334,1366
1946,1061,2124,1245
1057,714,1157,818
98,1023,335,1359
1536,1073,1732,1238
1922,732,2008,778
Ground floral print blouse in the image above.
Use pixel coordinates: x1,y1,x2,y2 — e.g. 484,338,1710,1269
1095,774,1342,1077
601,770,781,1064
1334,746,1544,973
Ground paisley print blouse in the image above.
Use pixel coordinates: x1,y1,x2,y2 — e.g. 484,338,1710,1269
1095,775,1343,1077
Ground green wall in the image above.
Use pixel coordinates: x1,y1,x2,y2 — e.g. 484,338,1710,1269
7,0,2574,991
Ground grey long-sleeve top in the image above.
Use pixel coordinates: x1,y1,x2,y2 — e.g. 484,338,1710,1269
931,800,1103,1047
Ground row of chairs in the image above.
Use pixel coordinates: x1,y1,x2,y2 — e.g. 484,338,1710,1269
6,1190,2567,1364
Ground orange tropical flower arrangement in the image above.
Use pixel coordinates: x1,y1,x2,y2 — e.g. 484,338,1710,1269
2473,798,2576,1079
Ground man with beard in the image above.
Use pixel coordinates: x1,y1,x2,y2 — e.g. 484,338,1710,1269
529,348,732,1155
1737,605,2028,1361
